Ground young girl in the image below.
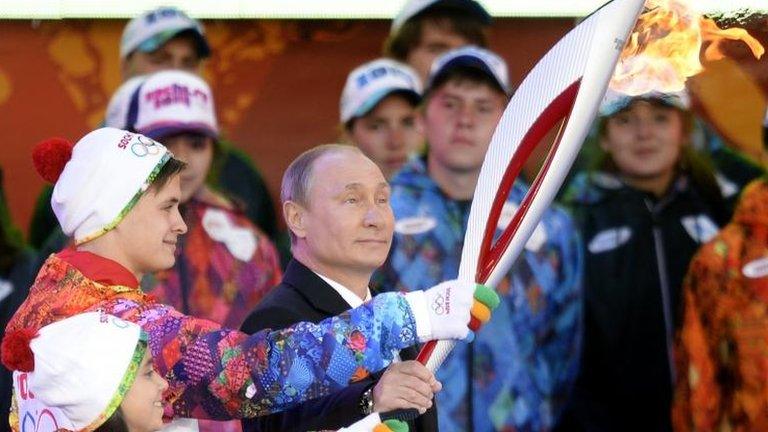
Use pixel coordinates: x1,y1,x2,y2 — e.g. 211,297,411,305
558,89,762,431
2,311,167,432
3,313,413,431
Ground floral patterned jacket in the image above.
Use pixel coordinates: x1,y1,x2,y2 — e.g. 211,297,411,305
6,250,418,429
674,178,768,431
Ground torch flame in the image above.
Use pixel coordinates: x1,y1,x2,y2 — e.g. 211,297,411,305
609,0,764,96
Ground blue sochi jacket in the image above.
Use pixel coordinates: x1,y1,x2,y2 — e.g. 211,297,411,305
376,158,583,432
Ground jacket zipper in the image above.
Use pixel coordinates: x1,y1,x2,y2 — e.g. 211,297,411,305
646,199,677,385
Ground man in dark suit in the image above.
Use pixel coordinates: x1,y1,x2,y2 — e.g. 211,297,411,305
241,144,439,431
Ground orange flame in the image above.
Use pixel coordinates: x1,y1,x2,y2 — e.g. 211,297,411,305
609,0,764,96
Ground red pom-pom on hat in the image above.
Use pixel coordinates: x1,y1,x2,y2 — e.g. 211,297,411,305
1,328,38,372
32,137,73,184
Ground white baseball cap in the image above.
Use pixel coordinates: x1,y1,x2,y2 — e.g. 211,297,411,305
5,312,146,431
426,45,510,95
121,6,211,60
599,87,690,117
391,0,491,33
340,58,422,124
127,70,219,140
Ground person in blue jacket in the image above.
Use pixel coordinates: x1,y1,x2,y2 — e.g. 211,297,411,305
376,45,583,432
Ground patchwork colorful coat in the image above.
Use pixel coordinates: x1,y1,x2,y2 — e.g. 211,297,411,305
6,250,418,429
377,158,583,432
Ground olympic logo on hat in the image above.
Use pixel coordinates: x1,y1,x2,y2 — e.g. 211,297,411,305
109,316,132,329
131,136,161,157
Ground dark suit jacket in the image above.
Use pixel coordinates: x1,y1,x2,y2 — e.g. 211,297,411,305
240,259,438,432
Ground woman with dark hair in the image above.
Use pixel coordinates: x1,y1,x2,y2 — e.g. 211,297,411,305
556,90,763,432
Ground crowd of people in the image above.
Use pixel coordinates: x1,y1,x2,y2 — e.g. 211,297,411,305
0,0,766,431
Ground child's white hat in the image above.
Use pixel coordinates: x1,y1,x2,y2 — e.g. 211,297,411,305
2,312,147,431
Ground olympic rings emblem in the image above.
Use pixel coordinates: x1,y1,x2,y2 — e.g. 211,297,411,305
131,136,161,157
21,409,60,432
110,316,132,329
431,293,447,315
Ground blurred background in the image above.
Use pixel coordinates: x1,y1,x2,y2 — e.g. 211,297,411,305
0,0,766,235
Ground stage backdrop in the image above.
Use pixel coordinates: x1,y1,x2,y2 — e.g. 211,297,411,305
0,18,766,235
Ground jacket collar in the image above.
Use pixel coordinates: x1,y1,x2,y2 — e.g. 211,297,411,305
565,171,691,206
282,259,355,316
56,248,139,288
390,156,441,192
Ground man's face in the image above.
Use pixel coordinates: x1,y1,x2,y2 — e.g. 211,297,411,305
294,151,394,275
112,174,187,276
424,79,506,174
348,94,423,179
122,35,202,79
406,20,471,83
162,133,214,202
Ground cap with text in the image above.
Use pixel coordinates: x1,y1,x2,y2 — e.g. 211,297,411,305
340,58,422,124
121,6,210,60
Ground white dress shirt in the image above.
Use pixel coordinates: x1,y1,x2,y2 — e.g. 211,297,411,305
315,273,371,307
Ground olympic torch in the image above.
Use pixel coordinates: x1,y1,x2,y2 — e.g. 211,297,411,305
415,0,647,370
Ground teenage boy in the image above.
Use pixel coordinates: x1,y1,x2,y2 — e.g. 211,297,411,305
379,46,583,431
384,0,491,83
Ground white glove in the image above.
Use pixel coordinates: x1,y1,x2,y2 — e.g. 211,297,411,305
404,279,475,342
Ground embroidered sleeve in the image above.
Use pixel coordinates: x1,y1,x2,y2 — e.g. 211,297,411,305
107,291,417,420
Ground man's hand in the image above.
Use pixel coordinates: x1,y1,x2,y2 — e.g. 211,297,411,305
372,361,441,414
